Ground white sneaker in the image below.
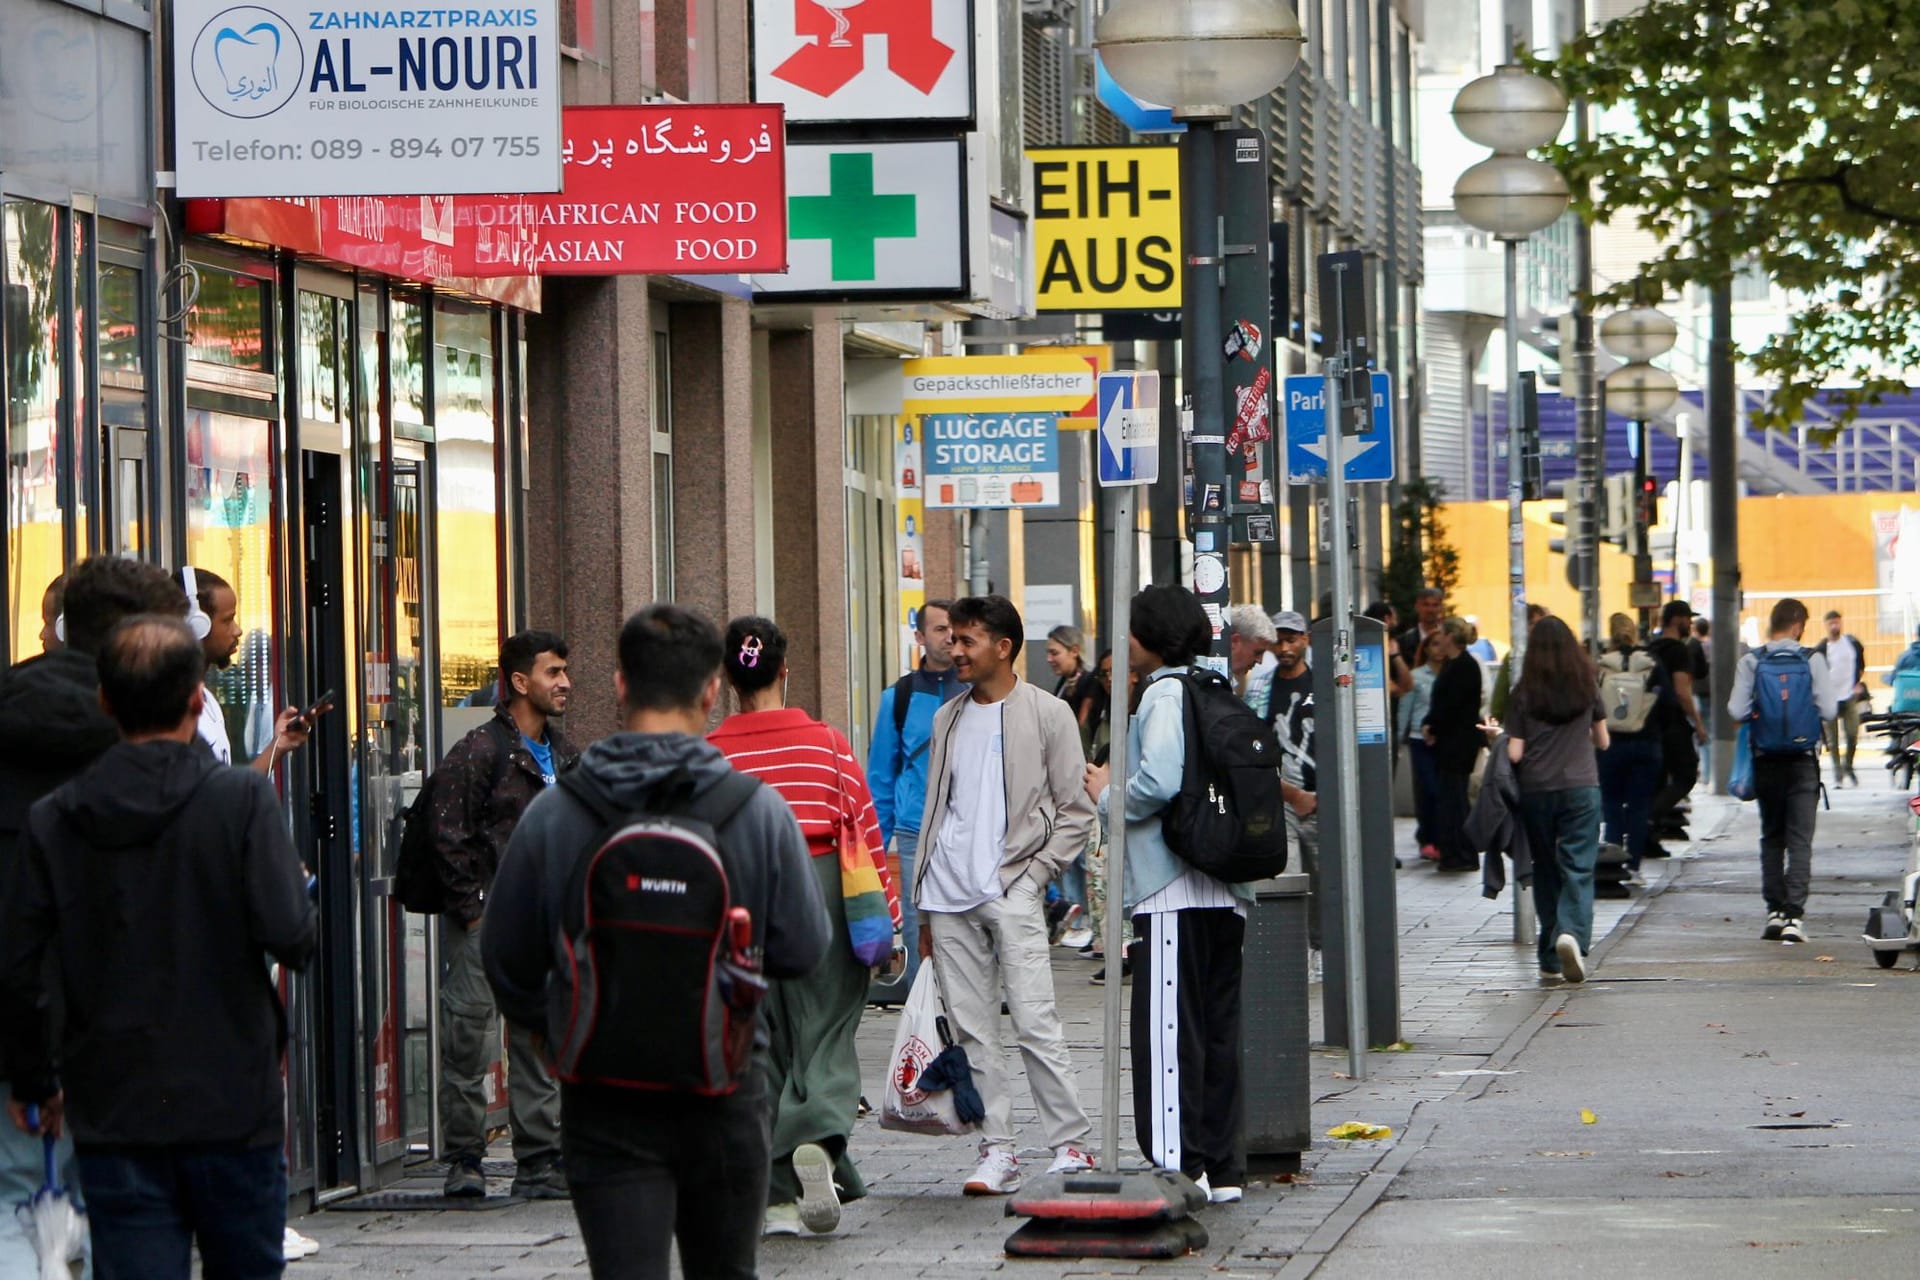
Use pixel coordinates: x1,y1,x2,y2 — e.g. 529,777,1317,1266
1060,927,1095,949
283,1227,320,1261
763,1203,803,1236
1209,1182,1244,1204
1762,911,1786,940
1046,1145,1097,1174
963,1148,1021,1196
1780,917,1806,944
791,1142,841,1234
1554,933,1588,984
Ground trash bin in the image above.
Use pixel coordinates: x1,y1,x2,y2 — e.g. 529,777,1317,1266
1243,871,1312,1172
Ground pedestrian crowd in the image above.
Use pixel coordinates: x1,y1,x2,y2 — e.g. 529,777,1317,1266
0,561,1854,1280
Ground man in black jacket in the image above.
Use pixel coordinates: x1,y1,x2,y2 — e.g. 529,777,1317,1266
430,629,579,1199
1422,617,1486,873
0,557,187,1275
484,603,827,1278
2,614,315,1279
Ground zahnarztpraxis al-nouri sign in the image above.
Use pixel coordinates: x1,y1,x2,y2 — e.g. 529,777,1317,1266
174,0,561,198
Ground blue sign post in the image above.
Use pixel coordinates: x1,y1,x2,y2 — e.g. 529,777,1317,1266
1284,372,1396,484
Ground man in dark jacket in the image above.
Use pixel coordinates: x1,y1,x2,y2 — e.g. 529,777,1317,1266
484,603,827,1277
0,557,187,1274
1422,617,1485,873
2,614,315,1279
432,629,579,1199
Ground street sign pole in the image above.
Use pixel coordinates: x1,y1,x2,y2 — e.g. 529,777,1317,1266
1101,482,1135,1174
1321,348,1369,1083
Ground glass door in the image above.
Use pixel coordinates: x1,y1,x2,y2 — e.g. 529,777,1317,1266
390,443,437,1158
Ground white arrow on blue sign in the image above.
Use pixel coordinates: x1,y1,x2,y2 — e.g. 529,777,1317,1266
1284,372,1396,485
1094,55,1184,134
1097,371,1161,487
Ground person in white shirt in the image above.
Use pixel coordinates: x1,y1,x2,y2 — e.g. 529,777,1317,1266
181,567,322,773
914,595,1097,1197
1815,609,1867,787
1227,605,1277,720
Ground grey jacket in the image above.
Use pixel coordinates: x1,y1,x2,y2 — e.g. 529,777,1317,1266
913,678,1096,904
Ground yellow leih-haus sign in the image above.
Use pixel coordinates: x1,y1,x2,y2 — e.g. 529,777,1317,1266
1027,146,1182,313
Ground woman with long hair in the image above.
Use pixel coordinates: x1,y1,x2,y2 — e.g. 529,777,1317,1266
1421,617,1485,872
708,617,902,1238
1597,611,1669,883
1500,616,1610,982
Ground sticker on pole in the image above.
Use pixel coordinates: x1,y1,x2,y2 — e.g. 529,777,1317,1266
1097,371,1160,487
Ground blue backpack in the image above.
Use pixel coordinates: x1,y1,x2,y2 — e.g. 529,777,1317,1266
1750,647,1822,755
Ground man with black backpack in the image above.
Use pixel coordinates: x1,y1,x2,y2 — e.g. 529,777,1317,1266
422,630,578,1200
1727,598,1838,944
482,604,826,1277
867,600,966,988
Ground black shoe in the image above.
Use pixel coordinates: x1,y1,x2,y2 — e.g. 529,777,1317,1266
1091,960,1131,985
1644,841,1673,859
443,1157,486,1199
510,1159,570,1201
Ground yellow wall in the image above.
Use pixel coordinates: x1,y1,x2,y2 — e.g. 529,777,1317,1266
1437,493,1903,654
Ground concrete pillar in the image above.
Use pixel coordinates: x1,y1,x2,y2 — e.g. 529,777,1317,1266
668,297,758,633
768,319,852,733
523,274,658,743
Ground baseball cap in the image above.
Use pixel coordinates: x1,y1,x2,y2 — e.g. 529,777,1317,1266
1272,610,1308,634
1660,600,1694,625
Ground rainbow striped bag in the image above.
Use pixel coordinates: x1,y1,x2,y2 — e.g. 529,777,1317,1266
832,751,895,967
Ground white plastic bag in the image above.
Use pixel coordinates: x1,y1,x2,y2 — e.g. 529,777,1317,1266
879,966,972,1136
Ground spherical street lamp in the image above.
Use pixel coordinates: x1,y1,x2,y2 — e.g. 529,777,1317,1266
1452,155,1572,241
1452,64,1570,153
1095,0,1304,118
1599,307,1680,364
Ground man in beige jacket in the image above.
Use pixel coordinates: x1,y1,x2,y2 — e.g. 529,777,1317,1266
914,594,1098,1196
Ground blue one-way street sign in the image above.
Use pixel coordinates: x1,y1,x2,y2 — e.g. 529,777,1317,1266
1284,372,1396,485
1097,371,1160,487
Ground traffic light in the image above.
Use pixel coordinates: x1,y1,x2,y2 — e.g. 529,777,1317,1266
1548,478,1590,589
1601,473,1634,550
1519,372,1543,501
1637,473,1660,534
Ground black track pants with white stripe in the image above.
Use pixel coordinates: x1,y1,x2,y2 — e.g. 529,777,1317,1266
1129,908,1247,1186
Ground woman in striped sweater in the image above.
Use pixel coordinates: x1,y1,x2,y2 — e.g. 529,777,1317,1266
708,616,902,1239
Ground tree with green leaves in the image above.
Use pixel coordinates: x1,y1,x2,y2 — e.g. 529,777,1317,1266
1380,478,1460,623
1536,0,1920,429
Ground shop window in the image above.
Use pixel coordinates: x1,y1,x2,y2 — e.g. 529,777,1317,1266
69,214,91,557
299,292,352,427
5,201,66,664
184,410,279,762
844,414,898,757
651,321,674,602
433,300,502,711
189,268,270,371
391,295,427,436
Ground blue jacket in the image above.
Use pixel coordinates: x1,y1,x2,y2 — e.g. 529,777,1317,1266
867,664,968,844
1889,641,1920,683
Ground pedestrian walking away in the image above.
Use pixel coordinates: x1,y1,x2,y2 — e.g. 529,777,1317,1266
1422,616,1486,873
1815,609,1868,787
914,594,1098,1196
1495,616,1609,984
0,557,191,1277
1085,584,1257,1204
708,616,903,1239
430,630,577,1200
1597,613,1671,880
1728,598,1838,944
1,615,317,1280
867,600,967,988
1647,599,1709,853
482,604,828,1280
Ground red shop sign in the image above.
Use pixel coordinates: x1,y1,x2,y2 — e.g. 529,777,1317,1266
456,104,788,276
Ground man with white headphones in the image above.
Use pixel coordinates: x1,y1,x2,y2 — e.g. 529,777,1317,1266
181,567,323,774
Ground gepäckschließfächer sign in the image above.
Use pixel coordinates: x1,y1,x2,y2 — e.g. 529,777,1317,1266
175,0,561,197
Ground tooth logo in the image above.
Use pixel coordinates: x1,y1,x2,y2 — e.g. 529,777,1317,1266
191,6,302,119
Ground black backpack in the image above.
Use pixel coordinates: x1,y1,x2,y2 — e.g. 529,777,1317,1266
1160,669,1290,883
392,720,516,915
544,767,769,1096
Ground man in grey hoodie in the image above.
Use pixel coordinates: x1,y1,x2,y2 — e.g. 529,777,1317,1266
483,603,827,1279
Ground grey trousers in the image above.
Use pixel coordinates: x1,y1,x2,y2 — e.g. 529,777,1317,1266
927,875,1093,1154
1754,753,1820,918
439,918,561,1166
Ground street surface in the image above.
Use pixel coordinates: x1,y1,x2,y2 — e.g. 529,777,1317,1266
287,780,1920,1277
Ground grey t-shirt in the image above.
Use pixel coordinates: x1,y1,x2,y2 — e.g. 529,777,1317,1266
1509,690,1606,792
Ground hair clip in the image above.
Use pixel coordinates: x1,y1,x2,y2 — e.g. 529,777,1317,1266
739,636,763,668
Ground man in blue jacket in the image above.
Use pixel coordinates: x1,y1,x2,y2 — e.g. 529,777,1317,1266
867,599,965,985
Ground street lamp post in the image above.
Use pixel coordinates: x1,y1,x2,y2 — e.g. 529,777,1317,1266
1601,307,1682,632
1451,66,1570,682
1095,0,1302,1166
1097,0,1302,669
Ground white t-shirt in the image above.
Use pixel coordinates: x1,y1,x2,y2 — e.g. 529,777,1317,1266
198,683,232,765
919,697,1007,914
1827,635,1860,698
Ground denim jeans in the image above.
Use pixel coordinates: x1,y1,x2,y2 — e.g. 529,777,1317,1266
1519,786,1603,973
77,1142,285,1280
1406,740,1440,849
1598,736,1664,868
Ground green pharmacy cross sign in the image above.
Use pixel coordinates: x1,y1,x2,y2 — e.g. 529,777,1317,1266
788,152,919,282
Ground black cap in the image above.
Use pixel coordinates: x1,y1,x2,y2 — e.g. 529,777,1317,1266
1660,600,1694,625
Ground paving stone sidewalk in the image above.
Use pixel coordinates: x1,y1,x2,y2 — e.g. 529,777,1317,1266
289,812,1699,1278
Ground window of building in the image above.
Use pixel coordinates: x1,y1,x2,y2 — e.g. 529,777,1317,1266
651,311,675,602
844,413,898,758
185,409,279,761
189,267,271,371
4,200,66,663
433,298,502,709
